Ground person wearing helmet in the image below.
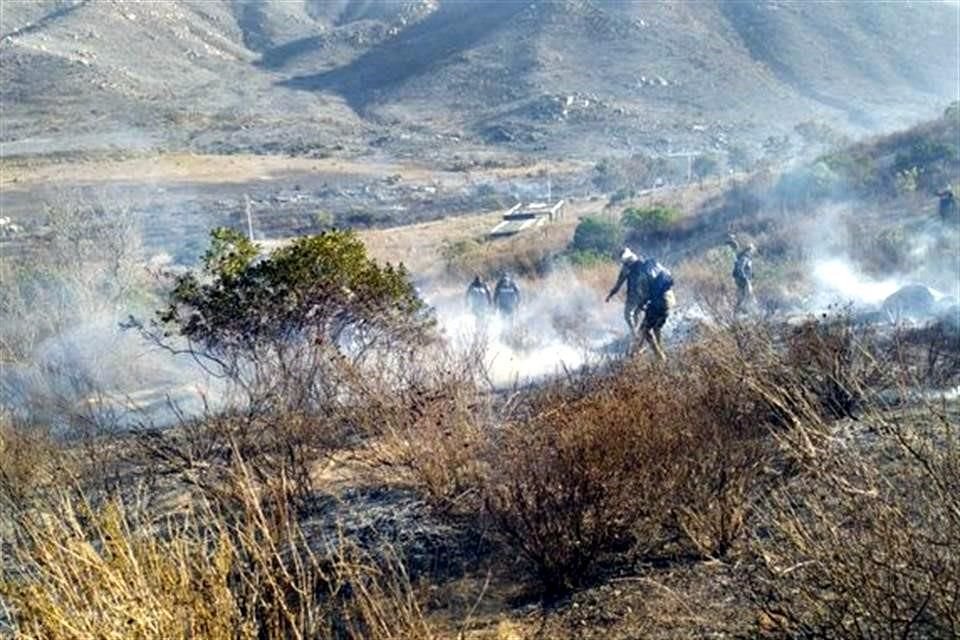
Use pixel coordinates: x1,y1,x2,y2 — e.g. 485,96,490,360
727,235,756,315
466,275,492,318
606,248,644,335
493,272,521,318
606,248,675,360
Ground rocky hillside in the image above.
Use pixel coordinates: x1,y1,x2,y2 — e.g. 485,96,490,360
1,0,957,161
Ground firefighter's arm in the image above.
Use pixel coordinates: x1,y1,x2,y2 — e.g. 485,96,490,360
606,269,627,302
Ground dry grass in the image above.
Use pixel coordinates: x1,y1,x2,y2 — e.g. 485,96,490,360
360,199,600,279
0,418,66,512
440,224,575,281
371,375,489,515
1,153,583,189
1,459,435,640
746,403,960,639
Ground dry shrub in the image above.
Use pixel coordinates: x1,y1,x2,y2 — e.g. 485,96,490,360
780,313,889,419
673,252,735,316
1,460,434,640
673,245,810,319
0,418,67,513
481,333,779,594
892,322,960,388
483,391,646,594
373,379,488,514
129,345,445,508
573,259,620,298
477,317,925,597
746,402,960,638
129,408,348,510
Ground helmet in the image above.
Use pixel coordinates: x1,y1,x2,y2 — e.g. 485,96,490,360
620,248,639,264
744,243,756,254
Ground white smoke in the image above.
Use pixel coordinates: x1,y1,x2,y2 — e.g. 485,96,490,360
2,313,224,435
800,201,959,313
811,258,902,307
423,268,624,388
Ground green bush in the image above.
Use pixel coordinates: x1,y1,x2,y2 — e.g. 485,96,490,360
571,216,622,256
609,187,635,204
440,238,481,263
822,151,876,191
146,228,427,394
565,249,610,268
621,205,679,236
592,154,679,193
776,161,844,204
311,210,334,229
794,120,847,148
894,167,920,195
342,210,390,228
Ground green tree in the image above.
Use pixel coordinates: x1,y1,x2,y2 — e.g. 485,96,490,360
620,205,679,238
138,228,427,409
571,217,623,257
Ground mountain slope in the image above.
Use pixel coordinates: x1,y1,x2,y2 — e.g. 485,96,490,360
1,0,957,160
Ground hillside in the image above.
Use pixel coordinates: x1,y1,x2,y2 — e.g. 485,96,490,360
1,114,958,638
1,0,957,161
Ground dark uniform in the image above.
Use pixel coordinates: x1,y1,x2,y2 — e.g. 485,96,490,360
607,250,674,361
493,274,521,317
466,276,491,317
937,189,957,220
728,237,756,314
607,252,645,334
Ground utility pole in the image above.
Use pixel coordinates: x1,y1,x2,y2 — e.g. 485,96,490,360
244,194,254,241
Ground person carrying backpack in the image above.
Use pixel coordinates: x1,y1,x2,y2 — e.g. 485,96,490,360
606,248,675,360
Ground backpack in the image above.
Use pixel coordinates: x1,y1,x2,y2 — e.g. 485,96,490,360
635,258,673,297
